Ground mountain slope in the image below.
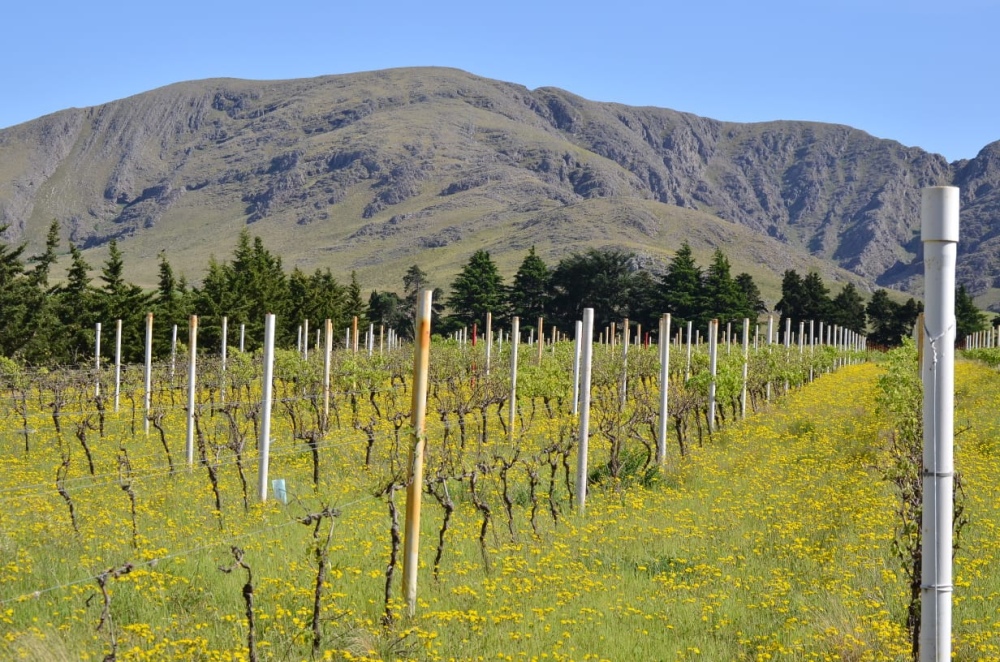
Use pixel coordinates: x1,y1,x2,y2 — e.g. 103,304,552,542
0,67,996,306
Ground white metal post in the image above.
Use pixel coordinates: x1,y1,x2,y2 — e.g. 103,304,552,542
708,319,718,432
766,315,774,401
258,314,276,501
114,319,122,413
741,318,750,419
144,313,153,435
508,317,520,441
685,320,693,381
657,314,671,464
485,312,493,376
170,324,178,381
221,316,228,402
323,319,333,432
95,322,102,398
619,318,629,407
919,186,958,662
572,320,583,415
576,308,594,514
186,316,198,466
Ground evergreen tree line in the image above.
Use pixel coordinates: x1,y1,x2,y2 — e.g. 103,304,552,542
408,242,988,347
0,225,365,365
0,224,989,366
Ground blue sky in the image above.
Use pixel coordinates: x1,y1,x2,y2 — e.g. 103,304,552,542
3,0,997,162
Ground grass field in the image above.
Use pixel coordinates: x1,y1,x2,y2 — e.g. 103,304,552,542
1,348,998,661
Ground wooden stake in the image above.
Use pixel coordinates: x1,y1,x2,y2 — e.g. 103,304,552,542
402,290,433,617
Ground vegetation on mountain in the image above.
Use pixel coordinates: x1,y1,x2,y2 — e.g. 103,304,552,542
2,68,997,309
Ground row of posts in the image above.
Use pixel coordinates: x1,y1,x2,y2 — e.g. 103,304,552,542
405,185,959,660
83,189,961,660
962,325,1000,350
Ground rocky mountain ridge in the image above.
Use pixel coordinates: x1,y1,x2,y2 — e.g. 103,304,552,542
0,67,997,305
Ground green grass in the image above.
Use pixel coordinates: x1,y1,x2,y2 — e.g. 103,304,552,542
3,347,999,660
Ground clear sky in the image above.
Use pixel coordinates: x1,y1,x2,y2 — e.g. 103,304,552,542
3,0,997,162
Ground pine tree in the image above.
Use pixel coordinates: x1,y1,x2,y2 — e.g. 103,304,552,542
198,231,289,349
285,267,311,342
775,269,805,324
956,285,985,342
367,290,408,334
627,270,662,334
397,265,445,336
447,250,505,328
509,246,550,323
549,248,634,332
17,226,62,363
701,248,744,328
866,290,921,347
305,269,348,332
0,227,34,357
346,271,366,322
94,240,151,361
735,273,767,318
153,252,188,358
56,243,97,363
659,242,702,328
28,219,60,289
800,271,833,323
830,283,867,334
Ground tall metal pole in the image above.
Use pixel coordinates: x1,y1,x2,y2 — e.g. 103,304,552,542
143,313,153,435
919,186,958,662
485,312,493,376
186,315,198,466
741,317,750,419
402,290,433,618
657,313,671,465
572,319,583,415
170,324,178,381
94,322,102,398
508,317,520,441
113,319,122,413
685,320,693,381
257,314,276,500
619,318,629,407
221,316,228,403
323,319,333,432
707,319,718,432
576,308,594,514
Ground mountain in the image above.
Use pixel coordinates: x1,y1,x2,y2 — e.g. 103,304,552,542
0,67,997,307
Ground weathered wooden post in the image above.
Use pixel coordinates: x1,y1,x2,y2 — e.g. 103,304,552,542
402,290,433,618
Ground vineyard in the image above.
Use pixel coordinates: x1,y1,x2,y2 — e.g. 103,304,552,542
1,331,999,661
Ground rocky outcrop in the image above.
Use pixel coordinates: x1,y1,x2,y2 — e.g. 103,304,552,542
1,67,997,300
